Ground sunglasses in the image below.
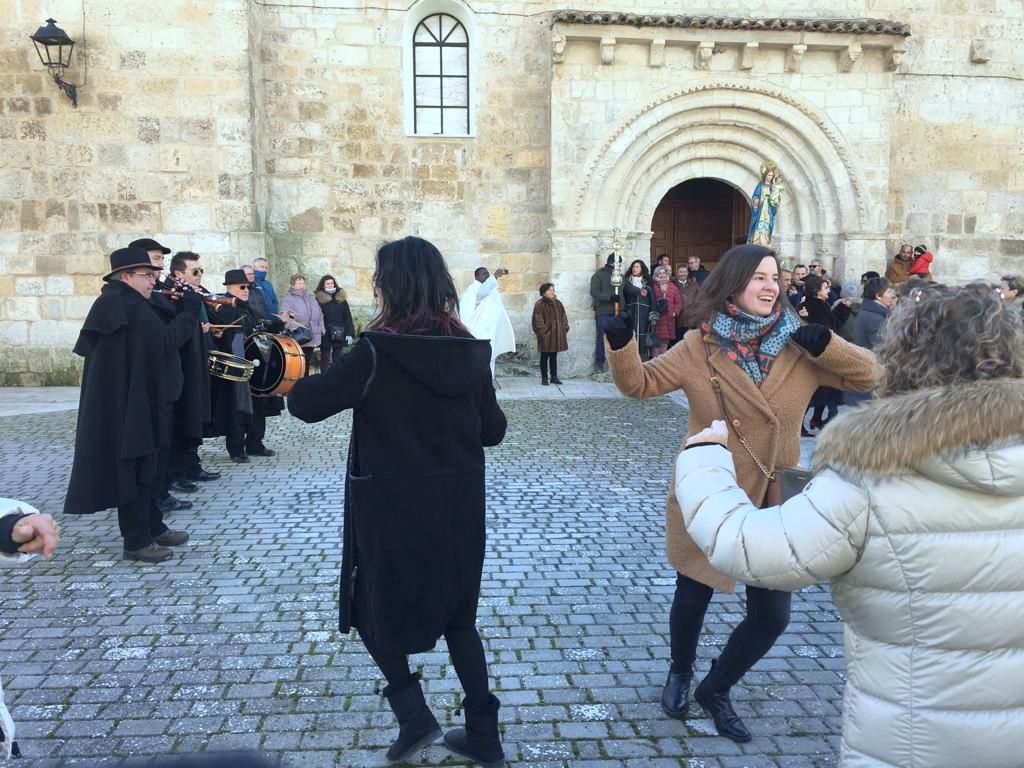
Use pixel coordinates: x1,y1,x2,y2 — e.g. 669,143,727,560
191,267,204,276
235,284,250,291
125,271,158,281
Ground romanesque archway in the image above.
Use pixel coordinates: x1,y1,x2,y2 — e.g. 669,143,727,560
572,79,871,264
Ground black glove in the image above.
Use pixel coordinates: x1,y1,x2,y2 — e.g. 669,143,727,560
604,314,633,351
180,290,202,313
791,324,831,357
609,293,619,304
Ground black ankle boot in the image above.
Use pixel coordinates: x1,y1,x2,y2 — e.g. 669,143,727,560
693,659,752,743
383,673,442,763
541,375,549,385
444,693,505,767
660,666,692,719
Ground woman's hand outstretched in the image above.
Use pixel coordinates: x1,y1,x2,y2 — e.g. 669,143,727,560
685,420,729,447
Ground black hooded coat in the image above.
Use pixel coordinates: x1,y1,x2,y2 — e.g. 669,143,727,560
287,329,507,654
64,284,201,516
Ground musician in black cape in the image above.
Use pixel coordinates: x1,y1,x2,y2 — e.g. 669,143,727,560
207,269,287,463
166,251,220,486
64,247,200,563
287,237,508,768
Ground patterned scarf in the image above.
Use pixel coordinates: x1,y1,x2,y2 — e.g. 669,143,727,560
703,302,800,385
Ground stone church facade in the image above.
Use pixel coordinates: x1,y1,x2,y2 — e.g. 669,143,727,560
1,0,1022,381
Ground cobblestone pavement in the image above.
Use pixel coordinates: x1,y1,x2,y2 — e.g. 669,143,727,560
0,395,842,768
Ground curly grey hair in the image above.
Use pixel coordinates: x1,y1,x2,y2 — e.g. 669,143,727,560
874,281,1024,395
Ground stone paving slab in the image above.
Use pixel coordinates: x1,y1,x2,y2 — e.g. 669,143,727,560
0,396,841,767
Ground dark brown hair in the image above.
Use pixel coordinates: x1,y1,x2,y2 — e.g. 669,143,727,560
689,244,794,324
366,236,466,335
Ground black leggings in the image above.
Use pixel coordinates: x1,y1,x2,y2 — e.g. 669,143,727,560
540,352,559,379
362,625,491,702
669,573,791,686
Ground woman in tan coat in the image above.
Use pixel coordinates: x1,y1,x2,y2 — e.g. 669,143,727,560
531,282,569,385
604,244,877,743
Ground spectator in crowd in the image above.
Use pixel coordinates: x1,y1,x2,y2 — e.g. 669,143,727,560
789,264,808,306
656,253,672,271
834,271,880,342
678,255,710,332
909,245,934,280
603,244,875,744
677,281,1024,768
315,275,355,370
1000,275,1023,318
531,282,569,385
800,274,853,431
855,277,896,351
622,259,658,360
885,243,914,285
672,263,690,347
651,265,681,358
1,497,60,758
589,254,618,373
281,274,326,374
252,256,279,315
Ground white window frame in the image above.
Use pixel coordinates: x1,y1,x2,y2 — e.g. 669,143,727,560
403,0,476,138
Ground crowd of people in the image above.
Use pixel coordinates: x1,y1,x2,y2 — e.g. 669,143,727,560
2,233,1023,768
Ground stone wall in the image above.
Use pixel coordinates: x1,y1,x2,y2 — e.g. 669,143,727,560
1,0,1022,383
0,0,261,384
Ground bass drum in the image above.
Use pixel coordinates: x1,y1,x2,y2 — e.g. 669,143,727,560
244,333,307,397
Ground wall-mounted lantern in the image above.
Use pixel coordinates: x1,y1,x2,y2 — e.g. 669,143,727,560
30,18,78,107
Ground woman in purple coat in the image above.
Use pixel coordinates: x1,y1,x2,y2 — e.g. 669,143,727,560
280,274,326,374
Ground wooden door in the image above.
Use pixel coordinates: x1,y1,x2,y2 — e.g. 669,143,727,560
649,179,751,272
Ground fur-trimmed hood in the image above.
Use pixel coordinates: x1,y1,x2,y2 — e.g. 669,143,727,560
813,378,1024,494
316,288,347,304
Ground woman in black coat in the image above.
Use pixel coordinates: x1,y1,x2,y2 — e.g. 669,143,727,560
623,259,658,359
287,237,507,768
314,274,355,369
799,274,852,429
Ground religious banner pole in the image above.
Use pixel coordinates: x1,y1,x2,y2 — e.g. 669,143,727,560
610,227,624,316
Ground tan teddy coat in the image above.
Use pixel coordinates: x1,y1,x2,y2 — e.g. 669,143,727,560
607,328,878,592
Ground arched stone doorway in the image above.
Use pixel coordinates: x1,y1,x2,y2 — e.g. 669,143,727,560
649,179,751,271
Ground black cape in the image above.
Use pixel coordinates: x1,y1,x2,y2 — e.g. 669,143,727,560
287,329,507,654
207,298,285,437
64,283,201,515
172,293,211,440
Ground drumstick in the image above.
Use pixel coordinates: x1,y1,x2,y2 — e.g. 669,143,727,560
208,320,243,329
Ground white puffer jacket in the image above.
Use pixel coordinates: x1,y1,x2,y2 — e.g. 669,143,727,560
676,379,1024,768
1,497,37,759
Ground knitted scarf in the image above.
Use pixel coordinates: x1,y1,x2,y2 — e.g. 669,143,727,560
703,302,800,385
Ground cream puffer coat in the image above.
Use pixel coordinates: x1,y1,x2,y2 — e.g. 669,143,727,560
1,498,37,759
675,378,1024,768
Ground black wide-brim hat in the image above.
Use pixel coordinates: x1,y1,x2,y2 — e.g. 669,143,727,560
128,237,171,255
223,268,249,286
103,247,163,282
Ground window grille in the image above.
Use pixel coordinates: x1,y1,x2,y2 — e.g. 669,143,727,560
412,13,469,136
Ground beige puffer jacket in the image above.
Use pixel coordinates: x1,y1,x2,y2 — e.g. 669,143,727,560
675,379,1024,768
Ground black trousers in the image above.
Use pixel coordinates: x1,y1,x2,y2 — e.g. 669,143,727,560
320,340,345,369
226,411,267,457
170,437,201,480
116,483,168,551
540,352,559,380
669,573,791,686
362,624,491,703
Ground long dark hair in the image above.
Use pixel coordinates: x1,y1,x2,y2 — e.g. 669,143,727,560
315,273,347,302
365,236,466,335
689,244,794,324
626,259,651,283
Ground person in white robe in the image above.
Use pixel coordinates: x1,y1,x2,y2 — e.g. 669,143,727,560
459,267,516,380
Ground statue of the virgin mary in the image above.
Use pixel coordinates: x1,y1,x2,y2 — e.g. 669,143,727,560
747,163,784,246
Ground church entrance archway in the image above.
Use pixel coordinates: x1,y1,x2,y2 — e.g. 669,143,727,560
649,179,751,271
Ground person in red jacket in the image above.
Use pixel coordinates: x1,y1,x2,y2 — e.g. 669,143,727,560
909,245,934,279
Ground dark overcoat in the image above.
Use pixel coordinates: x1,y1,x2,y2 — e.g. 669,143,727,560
854,300,890,350
316,290,355,341
531,297,569,353
623,278,657,355
207,299,286,436
170,293,211,440
64,284,201,515
287,328,507,654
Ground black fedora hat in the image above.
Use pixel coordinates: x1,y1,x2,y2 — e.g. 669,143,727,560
223,269,249,286
129,237,171,255
103,247,163,282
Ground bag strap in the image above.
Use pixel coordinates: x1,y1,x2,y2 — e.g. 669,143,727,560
703,343,776,482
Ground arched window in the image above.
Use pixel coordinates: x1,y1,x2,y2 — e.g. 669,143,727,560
411,13,469,136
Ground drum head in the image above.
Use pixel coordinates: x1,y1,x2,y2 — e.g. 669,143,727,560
245,334,285,394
